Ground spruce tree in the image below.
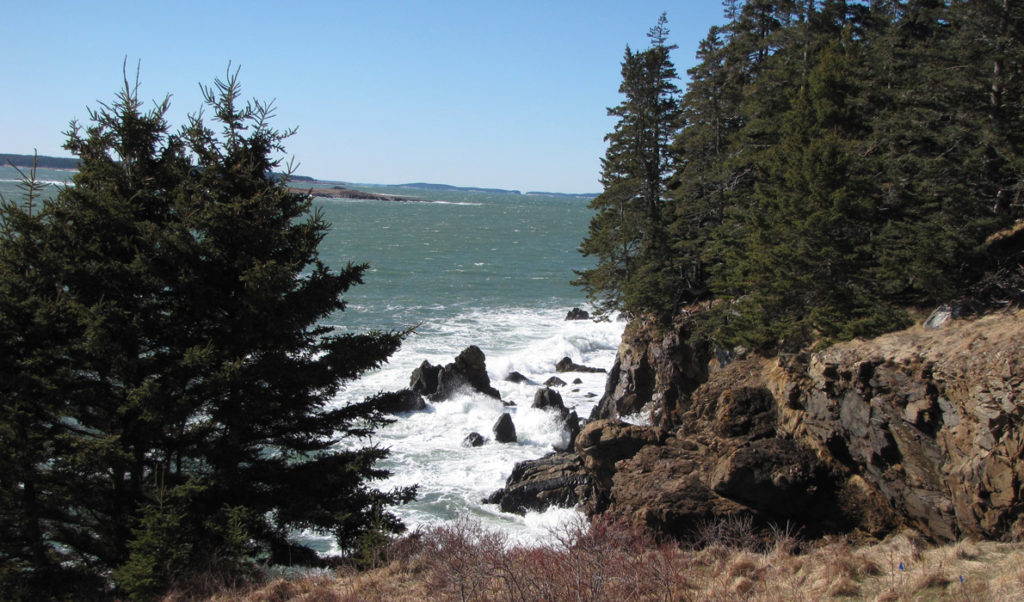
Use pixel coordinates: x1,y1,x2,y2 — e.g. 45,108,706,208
576,14,681,319
0,68,415,599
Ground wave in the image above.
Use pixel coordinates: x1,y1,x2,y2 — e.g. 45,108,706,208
330,304,623,545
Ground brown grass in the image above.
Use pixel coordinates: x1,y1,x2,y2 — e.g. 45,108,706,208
186,520,1024,602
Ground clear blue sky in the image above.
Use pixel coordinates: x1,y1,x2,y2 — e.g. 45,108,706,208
2,1,725,194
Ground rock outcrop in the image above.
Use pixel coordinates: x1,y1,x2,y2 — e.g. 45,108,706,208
410,345,501,401
565,308,591,321
555,356,606,374
463,432,486,447
493,413,517,443
589,316,710,422
485,451,592,514
521,309,1024,543
374,389,427,414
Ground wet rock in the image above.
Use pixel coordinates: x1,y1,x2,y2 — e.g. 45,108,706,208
374,389,427,414
411,345,501,401
532,387,569,418
554,410,581,453
556,356,606,374
463,432,486,447
485,451,592,514
410,361,442,397
565,308,591,321
506,371,531,384
544,376,567,387
493,413,517,443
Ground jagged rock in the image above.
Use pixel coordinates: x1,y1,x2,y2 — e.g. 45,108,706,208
555,356,606,374
577,308,1024,542
589,316,709,423
485,451,592,513
565,307,591,321
506,371,531,384
493,413,517,443
374,389,427,414
544,376,567,387
411,345,501,401
532,387,569,418
410,361,442,396
575,420,665,493
463,432,486,447
554,410,581,453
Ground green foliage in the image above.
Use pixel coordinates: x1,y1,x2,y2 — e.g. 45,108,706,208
579,1,1024,351
0,66,415,598
575,13,682,320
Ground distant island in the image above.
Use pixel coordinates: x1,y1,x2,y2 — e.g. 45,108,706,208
288,185,430,203
3,153,596,199
1,153,79,170
395,182,597,199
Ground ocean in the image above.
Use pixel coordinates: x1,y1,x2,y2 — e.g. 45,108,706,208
0,167,624,551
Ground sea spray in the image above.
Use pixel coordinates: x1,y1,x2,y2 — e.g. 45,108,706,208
312,306,624,554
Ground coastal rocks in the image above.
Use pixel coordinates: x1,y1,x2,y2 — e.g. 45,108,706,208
589,315,710,423
410,345,501,401
575,420,665,495
573,308,1024,542
532,387,569,418
565,308,591,321
556,356,606,374
463,432,486,447
506,371,532,384
485,451,592,514
374,389,427,413
493,413,517,443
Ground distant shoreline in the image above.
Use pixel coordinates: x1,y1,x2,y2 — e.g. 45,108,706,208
2,153,597,199
289,186,432,203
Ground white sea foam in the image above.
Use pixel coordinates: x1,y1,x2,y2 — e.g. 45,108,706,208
328,305,623,547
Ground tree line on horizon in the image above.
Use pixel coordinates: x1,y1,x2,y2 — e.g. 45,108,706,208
576,0,1024,352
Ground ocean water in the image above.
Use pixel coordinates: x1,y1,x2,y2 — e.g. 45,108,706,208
0,167,622,550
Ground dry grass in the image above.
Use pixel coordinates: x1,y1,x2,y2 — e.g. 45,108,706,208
184,521,1024,602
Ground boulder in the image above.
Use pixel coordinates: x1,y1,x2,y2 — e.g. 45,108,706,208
544,376,567,387
374,389,427,414
555,356,606,374
463,432,486,447
411,346,501,401
485,451,592,514
409,360,442,396
554,410,581,453
493,413,517,443
532,387,569,418
506,371,531,384
565,308,591,321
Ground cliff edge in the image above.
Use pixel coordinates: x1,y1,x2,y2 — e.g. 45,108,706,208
494,308,1024,542
584,308,1023,541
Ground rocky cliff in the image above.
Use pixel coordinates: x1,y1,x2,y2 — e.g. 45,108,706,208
493,308,1024,543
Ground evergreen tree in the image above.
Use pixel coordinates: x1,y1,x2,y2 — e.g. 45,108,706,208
0,68,415,599
576,14,681,318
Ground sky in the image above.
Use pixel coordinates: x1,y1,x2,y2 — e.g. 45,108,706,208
2,1,726,194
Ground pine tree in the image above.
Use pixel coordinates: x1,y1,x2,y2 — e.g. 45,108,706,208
576,14,681,319
0,68,415,599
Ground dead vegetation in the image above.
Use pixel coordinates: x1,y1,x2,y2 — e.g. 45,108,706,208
179,516,1024,602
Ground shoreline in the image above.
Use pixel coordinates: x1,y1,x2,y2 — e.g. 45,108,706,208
289,186,432,203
